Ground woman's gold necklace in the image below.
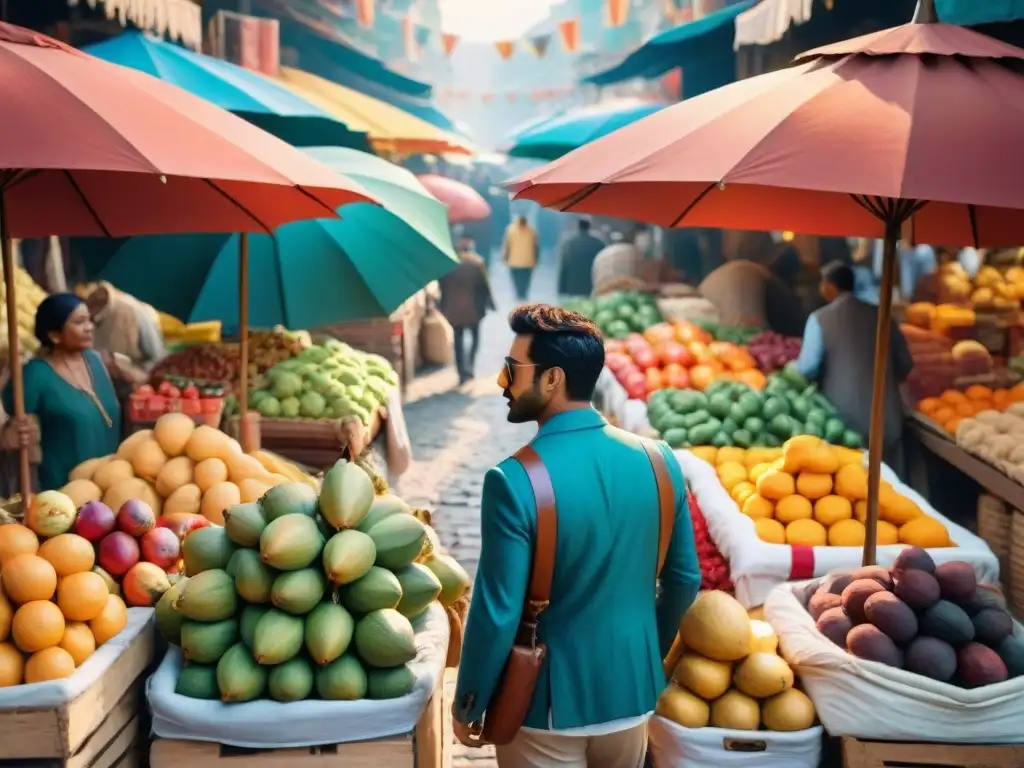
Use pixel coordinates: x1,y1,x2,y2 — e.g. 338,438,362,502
60,356,114,428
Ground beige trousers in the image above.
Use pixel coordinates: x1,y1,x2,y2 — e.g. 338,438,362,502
495,722,648,768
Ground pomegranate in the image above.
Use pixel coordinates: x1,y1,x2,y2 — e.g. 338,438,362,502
74,501,116,542
122,562,171,607
116,499,156,538
155,513,211,540
98,531,140,577
141,527,180,569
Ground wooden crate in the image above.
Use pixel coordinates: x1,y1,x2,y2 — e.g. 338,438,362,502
0,616,155,767
842,737,1024,768
150,680,450,768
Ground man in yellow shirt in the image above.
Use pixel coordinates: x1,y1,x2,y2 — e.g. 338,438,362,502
502,215,540,302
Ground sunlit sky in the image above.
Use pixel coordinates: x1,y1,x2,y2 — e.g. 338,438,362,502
438,0,556,42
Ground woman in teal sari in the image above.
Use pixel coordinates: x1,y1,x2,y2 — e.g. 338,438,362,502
3,294,130,491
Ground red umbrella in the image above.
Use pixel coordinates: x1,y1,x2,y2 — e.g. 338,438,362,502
0,22,378,497
417,174,491,222
509,0,1024,565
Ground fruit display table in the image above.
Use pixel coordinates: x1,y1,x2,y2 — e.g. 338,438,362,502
0,609,155,768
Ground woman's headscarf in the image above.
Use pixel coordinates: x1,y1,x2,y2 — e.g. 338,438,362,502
34,293,84,349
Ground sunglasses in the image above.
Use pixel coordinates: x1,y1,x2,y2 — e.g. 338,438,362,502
504,356,538,385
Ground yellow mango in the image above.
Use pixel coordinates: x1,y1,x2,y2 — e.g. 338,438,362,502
717,462,749,493
781,436,822,473
742,494,775,520
755,518,786,544
880,493,924,526
814,495,853,527
775,495,813,524
785,519,827,547
834,464,868,501
755,469,796,501
795,472,832,500
899,517,952,548
749,463,775,483
828,519,866,546
717,447,747,467
730,482,757,506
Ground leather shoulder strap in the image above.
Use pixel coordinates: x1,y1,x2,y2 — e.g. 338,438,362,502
512,445,557,608
641,441,675,576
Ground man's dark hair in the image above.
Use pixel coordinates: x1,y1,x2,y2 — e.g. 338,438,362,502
578,219,591,232
821,261,855,293
508,304,605,401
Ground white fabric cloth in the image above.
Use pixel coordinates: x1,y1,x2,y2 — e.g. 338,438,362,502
766,579,1024,742
734,0,814,48
648,716,823,767
147,602,449,747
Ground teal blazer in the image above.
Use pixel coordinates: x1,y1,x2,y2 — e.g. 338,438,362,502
454,408,701,730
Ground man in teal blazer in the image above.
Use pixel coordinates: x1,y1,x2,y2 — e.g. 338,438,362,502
453,305,702,767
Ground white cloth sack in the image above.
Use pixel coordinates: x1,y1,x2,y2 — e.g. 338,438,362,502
648,716,823,768
383,387,412,478
419,307,454,366
674,449,999,608
147,602,449,748
0,608,152,709
765,579,1024,743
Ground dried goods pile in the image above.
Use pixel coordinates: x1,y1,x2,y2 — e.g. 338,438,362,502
61,412,316,525
0,491,140,686
648,370,862,449
919,389,1024,438
250,340,397,425
954,407,1024,484
605,323,765,402
151,329,312,389
702,437,952,549
158,460,470,703
808,549,1023,687
0,267,48,358
658,591,816,732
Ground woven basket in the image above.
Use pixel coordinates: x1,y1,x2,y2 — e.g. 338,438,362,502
1009,510,1024,619
979,494,1012,598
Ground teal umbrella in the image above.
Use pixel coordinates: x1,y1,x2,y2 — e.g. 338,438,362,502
74,147,458,329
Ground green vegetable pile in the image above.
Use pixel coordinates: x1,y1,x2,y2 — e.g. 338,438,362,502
695,320,761,345
561,291,662,339
648,367,864,449
250,340,398,424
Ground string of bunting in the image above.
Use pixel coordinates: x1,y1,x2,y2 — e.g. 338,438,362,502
434,85,576,103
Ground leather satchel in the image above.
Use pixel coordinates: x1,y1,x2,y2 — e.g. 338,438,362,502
481,440,676,745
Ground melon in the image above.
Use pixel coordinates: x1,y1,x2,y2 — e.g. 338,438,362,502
155,456,195,498
186,425,234,463
353,609,416,668
131,439,168,480
116,430,153,462
710,689,761,730
61,479,103,508
734,652,794,698
238,478,272,504
194,459,229,494
655,683,710,728
672,653,732,700
154,413,196,457
201,482,241,525
164,484,203,518
761,688,816,731
679,591,753,662
93,459,135,491
69,455,111,482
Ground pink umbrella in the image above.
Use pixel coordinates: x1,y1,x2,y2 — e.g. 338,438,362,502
417,174,491,222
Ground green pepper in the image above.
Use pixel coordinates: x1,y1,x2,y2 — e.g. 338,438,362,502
708,394,732,420
721,417,739,435
744,416,765,434
843,430,864,449
804,421,824,438
732,429,753,448
711,431,733,448
670,390,708,414
769,414,794,438
662,428,689,448
680,409,712,429
688,419,722,446
763,396,791,420
824,418,845,443
728,402,749,425
790,397,810,421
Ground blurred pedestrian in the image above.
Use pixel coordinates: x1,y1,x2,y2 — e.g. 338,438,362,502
557,219,605,297
439,238,496,384
502,215,539,302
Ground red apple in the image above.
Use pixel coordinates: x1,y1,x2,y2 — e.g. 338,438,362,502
98,531,140,577
74,501,116,542
140,527,181,569
117,499,156,538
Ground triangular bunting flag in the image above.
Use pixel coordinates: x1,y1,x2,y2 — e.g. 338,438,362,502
415,24,431,48
558,18,580,53
481,92,495,103
606,0,629,27
442,32,459,56
506,92,518,104
529,34,551,58
495,40,515,60
354,0,374,29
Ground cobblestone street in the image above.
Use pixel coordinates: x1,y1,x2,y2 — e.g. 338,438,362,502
395,257,558,766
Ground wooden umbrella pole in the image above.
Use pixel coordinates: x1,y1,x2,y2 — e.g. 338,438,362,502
863,229,900,566
238,232,251,453
0,190,32,502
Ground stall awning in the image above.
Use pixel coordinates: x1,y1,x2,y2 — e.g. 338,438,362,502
275,67,475,156
733,0,813,49
68,0,201,49
585,1,756,87
936,0,1024,26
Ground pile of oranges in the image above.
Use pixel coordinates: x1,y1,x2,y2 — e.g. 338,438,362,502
916,384,1024,435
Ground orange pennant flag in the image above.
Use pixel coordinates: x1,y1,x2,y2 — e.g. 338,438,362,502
606,0,629,27
506,92,518,104
494,40,515,60
442,32,459,56
355,0,375,29
481,92,495,103
558,18,580,53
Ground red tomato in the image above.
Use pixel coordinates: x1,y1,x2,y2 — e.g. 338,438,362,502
625,378,648,401
662,363,691,390
632,347,659,370
657,341,691,367
643,323,676,346
625,333,652,356
182,385,200,400
136,384,155,397
605,352,633,374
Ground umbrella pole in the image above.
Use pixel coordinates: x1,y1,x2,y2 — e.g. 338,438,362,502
238,232,251,453
862,229,899,566
0,190,32,503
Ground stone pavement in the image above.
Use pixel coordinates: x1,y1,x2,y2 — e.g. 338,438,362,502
395,257,558,767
